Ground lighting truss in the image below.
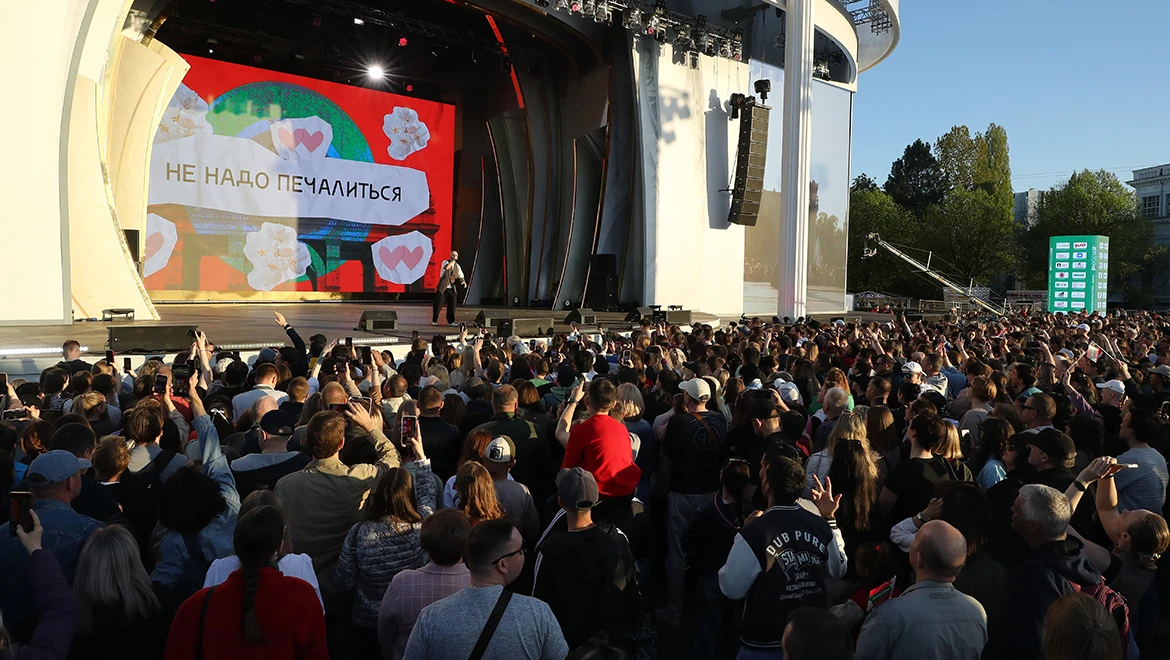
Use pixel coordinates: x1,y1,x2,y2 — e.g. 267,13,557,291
839,0,892,34
561,0,744,62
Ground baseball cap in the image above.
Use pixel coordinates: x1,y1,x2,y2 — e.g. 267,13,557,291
750,399,782,420
1015,386,1043,401
1147,366,1170,377
215,357,235,374
556,467,599,510
1076,324,1091,332
1096,380,1126,396
257,347,279,364
775,381,802,404
260,410,296,436
901,361,923,374
680,378,711,401
482,436,515,474
27,450,92,487
1029,428,1077,469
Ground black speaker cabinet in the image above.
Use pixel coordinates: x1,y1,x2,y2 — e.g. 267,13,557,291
497,317,555,337
625,307,655,323
664,309,693,325
728,103,770,226
564,308,597,325
108,325,197,353
357,310,398,332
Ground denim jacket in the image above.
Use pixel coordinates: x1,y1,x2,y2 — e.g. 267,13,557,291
0,499,102,634
855,580,987,660
151,414,241,586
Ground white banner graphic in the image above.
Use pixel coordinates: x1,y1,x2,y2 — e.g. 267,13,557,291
149,132,429,226
371,230,433,285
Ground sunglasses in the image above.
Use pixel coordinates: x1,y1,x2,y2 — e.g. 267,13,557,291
493,546,526,564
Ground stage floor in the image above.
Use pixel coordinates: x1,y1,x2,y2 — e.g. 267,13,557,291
0,302,722,356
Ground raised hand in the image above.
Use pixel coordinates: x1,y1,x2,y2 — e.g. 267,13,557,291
274,311,288,327
810,474,842,520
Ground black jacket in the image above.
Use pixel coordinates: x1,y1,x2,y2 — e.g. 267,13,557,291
682,494,746,574
1007,538,1102,660
533,522,642,649
230,452,312,499
419,416,462,482
72,473,121,523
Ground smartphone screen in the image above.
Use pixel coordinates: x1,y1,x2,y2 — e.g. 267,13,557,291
349,396,373,414
153,374,168,395
172,365,191,397
0,373,7,392
400,415,418,448
345,337,353,350
328,403,348,413
622,349,632,362
361,346,372,364
10,491,33,537
123,357,132,372
1,409,27,421
105,350,115,365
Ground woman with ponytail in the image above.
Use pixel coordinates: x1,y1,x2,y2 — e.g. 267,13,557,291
164,505,327,659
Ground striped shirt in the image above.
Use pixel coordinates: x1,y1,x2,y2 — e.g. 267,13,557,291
378,562,469,660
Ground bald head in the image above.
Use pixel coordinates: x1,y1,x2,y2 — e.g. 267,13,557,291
251,396,279,424
321,381,348,406
911,520,968,582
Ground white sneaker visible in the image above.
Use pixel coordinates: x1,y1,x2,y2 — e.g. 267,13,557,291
431,321,438,326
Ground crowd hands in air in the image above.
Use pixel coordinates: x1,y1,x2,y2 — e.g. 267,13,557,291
2,308,1170,660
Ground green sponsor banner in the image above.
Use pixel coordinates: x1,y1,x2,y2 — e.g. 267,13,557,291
1048,235,1109,314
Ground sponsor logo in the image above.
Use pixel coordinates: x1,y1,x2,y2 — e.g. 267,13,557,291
1056,242,1070,249
1056,272,1069,279
1055,282,1069,289
1072,262,1087,269
1072,292,1086,299
1074,242,1088,249
1072,272,1087,280
1072,282,1086,289
1055,252,1070,259
1055,291,1068,299
1055,301,1069,308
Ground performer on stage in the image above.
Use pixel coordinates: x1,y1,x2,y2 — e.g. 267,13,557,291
432,250,465,326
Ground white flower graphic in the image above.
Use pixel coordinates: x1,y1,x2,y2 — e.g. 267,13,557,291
371,230,433,285
243,223,312,291
154,84,213,144
382,107,431,160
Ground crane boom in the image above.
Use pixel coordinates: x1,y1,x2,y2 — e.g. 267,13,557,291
862,233,1006,316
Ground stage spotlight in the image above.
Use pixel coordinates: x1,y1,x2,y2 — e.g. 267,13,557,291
366,65,385,80
353,17,364,25
644,15,660,35
553,0,570,10
622,9,642,30
406,84,414,92
398,36,408,47
569,0,582,13
674,27,692,49
582,0,595,16
593,1,610,23
754,78,770,103
536,0,550,6
718,40,731,58
311,14,322,26
253,54,262,63
208,48,214,54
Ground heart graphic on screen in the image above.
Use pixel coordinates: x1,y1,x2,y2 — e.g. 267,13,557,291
378,245,425,270
277,128,325,152
371,231,433,285
144,233,165,262
143,213,178,279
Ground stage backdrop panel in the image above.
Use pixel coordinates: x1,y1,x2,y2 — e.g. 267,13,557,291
146,55,455,297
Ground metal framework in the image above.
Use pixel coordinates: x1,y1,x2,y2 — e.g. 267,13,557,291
839,0,892,34
863,233,1007,315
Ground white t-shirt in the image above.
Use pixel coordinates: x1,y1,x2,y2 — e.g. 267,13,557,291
203,552,323,611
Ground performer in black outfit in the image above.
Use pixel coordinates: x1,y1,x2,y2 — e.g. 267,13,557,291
432,250,464,326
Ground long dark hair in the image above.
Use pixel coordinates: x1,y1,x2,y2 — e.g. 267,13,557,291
972,417,1014,475
233,505,285,645
827,439,877,532
363,468,422,524
721,459,752,525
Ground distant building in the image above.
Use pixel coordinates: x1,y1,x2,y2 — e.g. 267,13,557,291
1128,165,1170,246
1013,189,1044,228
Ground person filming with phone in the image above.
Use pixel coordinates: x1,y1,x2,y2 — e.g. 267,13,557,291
0,450,103,644
431,250,464,327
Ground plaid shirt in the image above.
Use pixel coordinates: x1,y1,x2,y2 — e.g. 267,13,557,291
378,562,470,660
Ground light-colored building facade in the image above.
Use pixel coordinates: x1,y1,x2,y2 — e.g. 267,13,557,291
1013,189,1044,228
1128,164,1170,246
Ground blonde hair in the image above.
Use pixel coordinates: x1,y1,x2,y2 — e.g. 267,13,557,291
936,422,964,460
73,526,160,633
426,364,451,391
615,383,645,422
826,411,868,456
77,391,106,417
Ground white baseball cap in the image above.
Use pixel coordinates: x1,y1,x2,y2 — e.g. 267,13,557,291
902,361,923,374
1095,380,1125,396
680,378,711,401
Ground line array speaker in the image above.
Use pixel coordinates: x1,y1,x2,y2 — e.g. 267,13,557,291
727,103,770,226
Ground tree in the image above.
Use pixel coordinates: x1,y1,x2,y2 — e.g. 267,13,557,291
935,123,1013,211
852,174,879,192
847,182,930,296
1021,170,1164,300
934,126,977,191
883,139,946,218
922,187,1017,283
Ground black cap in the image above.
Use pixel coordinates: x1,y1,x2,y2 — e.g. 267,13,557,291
1029,428,1077,469
750,399,781,421
260,410,296,436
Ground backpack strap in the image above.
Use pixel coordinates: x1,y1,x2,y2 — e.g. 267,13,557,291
196,584,218,659
690,412,721,450
469,588,513,660
143,449,178,483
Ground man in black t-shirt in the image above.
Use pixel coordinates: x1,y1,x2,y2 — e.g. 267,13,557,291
660,378,728,628
879,412,973,530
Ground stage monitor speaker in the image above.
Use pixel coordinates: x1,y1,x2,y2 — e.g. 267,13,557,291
564,308,597,325
497,317,555,337
727,103,770,226
475,310,510,328
357,310,398,332
108,325,197,353
625,307,654,323
665,309,693,325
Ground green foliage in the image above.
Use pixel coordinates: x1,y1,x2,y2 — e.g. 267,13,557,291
847,183,928,296
935,123,1013,210
1020,170,1165,298
922,187,1016,283
852,173,879,192
883,139,946,217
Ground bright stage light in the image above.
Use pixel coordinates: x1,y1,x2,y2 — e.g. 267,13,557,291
353,17,364,25
366,65,385,79
398,36,409,47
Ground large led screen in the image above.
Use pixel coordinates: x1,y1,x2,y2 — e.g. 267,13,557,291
146,55,455,296
744,60,853,315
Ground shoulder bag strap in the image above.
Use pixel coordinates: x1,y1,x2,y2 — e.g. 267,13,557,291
468,588,513,660
196,584,218,659
691,412,721,449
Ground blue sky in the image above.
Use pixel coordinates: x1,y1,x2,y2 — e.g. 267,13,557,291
850,1,1170,193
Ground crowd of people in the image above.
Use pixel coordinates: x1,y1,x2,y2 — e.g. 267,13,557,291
2,308,1170,660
